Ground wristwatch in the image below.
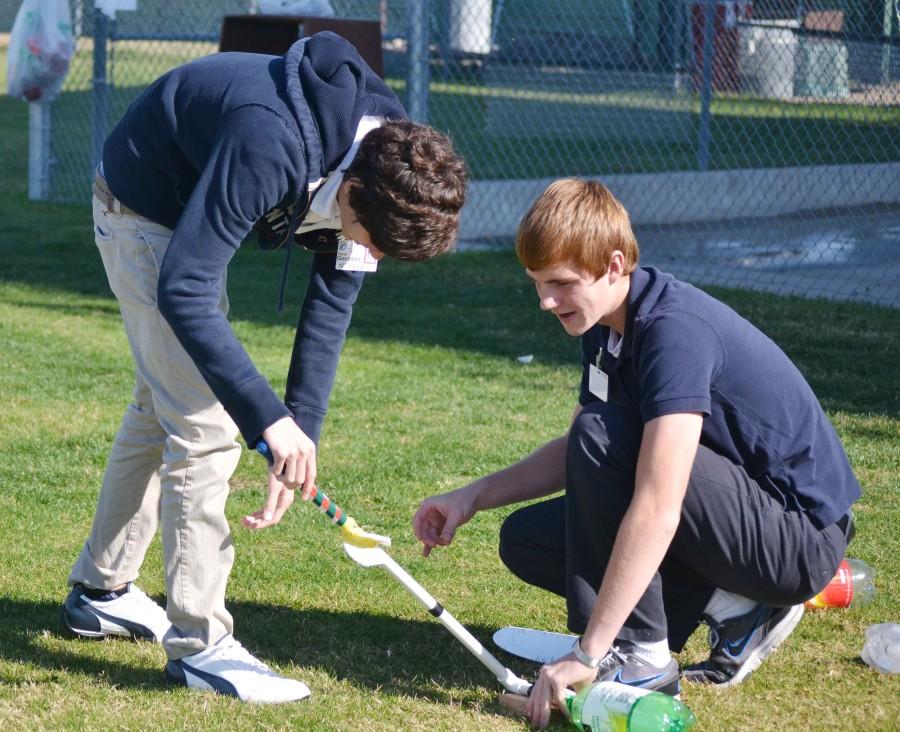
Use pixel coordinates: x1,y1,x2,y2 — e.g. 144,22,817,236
573,637,602,669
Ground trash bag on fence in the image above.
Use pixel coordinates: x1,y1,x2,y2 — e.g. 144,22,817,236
258,0,335,17
6,0,75,102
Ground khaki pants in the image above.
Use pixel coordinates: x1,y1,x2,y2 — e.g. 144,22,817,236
69,194,242,659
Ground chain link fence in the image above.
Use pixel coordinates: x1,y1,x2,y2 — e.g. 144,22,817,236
3,0,899,306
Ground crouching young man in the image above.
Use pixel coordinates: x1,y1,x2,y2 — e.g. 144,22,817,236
412,179,859,727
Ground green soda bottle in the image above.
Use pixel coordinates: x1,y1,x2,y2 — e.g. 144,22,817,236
565,681,696,732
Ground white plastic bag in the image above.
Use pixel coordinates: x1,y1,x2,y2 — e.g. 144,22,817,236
6,0,75,102
258,0,335,17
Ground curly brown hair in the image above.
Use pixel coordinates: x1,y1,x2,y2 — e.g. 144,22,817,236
344,121,469,261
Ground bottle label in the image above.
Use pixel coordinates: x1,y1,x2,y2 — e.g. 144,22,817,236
579,682,652,732
806,559,853,609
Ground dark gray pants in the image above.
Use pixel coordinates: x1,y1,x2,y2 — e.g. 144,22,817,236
499,401,852,651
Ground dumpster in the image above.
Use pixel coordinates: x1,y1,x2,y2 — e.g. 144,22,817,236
219,14,383,77
739,19,799,99
795,11,850,99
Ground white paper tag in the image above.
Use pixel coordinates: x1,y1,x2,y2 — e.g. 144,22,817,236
589,364,609,401
335,237,378,272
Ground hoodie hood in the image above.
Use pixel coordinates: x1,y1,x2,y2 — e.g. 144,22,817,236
284,32,406,180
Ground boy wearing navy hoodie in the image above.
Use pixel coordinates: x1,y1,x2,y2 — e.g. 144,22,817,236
62,32,468,702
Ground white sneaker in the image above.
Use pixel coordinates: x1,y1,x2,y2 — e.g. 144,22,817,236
165,634,311,703
61,582,171,642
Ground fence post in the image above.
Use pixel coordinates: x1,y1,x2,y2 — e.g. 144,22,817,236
696,0,715,171
406,0,430,123
28,102,52,200
882,0,895,85
92,6,110,172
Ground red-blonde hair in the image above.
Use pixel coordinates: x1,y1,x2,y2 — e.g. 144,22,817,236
516,178,639,277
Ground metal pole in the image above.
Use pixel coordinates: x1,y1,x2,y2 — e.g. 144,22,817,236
28,102,52,200
379,0,388,35
92,6,110,172
74,0,83,38
696,0,715,172
882,0,895,84
406,0,430,123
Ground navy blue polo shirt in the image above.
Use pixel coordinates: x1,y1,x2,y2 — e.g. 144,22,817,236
578,267,860,529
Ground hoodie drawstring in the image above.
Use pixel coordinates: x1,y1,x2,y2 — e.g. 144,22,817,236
276,203,305,312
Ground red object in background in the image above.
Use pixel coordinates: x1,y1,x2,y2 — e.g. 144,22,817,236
691,1,752,93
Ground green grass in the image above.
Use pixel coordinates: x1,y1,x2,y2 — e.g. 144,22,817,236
1,171,899,732
2,34,899,732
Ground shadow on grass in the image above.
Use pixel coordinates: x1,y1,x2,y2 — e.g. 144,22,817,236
2,297,121,317
0,596,536,706
0,596,167,692
0,217,581,369
0,116,897,421
3,221,898,419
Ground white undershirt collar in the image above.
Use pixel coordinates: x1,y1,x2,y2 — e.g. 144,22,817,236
295,115,384,234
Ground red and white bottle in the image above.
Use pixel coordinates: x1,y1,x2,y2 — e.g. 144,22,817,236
805,558,875,610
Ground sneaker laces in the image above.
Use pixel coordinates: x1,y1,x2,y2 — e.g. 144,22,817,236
215,637,274,674
125,584,152,604
597,645,629,674
118,584,166,615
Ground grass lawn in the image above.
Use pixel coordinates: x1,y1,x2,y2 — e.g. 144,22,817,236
1,189,899,731
1,34,899,732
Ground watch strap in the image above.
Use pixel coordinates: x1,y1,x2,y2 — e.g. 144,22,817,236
573,637,602,669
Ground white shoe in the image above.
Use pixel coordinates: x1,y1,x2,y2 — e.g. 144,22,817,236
165,634,311,703
62,582,171,642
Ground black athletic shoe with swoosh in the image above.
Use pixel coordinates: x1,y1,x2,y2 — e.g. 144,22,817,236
593,644,682,697
682,603,804,687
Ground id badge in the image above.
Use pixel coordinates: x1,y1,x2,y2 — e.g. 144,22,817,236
336,237,378,272
589,364,609,401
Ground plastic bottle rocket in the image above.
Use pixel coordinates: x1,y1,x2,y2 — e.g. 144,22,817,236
861,624,900,674
565,681,696,732
804,558,875,609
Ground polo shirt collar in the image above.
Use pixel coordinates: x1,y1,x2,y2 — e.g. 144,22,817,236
619,266,667,359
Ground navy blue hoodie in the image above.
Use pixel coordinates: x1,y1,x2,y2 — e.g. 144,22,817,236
101,32,406,446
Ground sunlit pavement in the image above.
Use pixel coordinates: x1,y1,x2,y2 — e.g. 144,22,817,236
460,205,900,309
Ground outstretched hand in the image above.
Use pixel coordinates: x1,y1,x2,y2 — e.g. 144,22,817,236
412,489,476,556
243,417,316,531
242,470,297,530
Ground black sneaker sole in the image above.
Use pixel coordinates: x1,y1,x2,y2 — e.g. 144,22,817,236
653,677,682,698
682,605,805,688
59,605,154,642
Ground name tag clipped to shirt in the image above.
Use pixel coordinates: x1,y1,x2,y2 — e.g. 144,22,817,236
335,236,378,272
588,350,609,401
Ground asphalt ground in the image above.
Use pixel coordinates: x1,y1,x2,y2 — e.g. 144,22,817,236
460,204,900,309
